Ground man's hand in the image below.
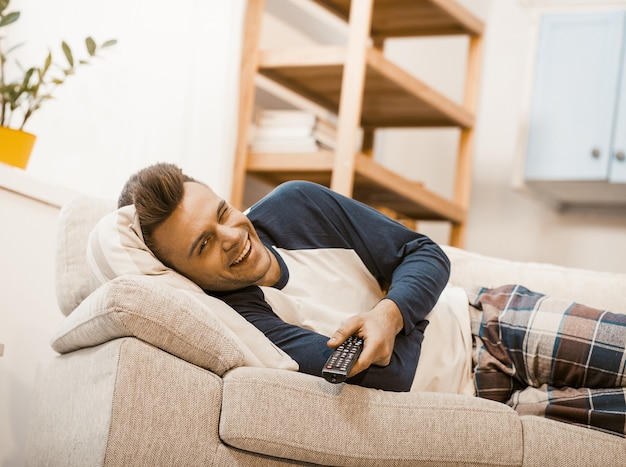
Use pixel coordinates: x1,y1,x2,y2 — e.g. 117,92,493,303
327,298,404,377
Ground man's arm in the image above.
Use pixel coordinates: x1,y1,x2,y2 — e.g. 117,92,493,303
250,181,451,334
249,181,450,377
214,286,421,391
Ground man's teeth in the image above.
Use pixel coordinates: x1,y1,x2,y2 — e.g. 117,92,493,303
233,239,251,265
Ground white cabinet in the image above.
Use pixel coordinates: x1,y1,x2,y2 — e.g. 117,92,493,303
525,11,626,205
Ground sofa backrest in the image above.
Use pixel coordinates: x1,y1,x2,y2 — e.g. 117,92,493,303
55,195,116,315
443,245,626,312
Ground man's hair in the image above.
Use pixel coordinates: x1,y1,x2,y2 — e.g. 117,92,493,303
118,162,196,260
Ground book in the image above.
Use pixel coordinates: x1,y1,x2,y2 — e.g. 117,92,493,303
250,137,320,153
256,110,336,132
256,109,320,126
251,110,337,153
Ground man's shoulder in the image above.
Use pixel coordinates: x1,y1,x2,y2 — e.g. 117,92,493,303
249,181,334,213
247,181,350,248
268,180,330,200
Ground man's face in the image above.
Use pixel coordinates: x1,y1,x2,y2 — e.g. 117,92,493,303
151,181,276,291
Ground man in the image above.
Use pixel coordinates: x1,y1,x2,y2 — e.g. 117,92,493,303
118,162,450,391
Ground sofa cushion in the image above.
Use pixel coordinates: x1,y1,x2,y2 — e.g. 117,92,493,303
220,367,523,467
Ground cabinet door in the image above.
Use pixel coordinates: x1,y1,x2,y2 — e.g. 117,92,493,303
525,12,625,181
610,33,626,184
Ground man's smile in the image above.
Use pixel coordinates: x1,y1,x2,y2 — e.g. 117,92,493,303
231,237,251,266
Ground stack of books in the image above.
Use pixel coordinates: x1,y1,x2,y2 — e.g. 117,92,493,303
250,110,337,153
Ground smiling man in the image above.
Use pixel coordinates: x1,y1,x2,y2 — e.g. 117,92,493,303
148,181,280,292
118,163,450,391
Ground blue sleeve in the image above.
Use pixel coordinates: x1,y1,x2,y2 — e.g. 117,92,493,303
212,286,423,392
249,181,451,335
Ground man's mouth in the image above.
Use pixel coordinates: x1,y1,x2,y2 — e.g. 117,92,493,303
232,238,251,266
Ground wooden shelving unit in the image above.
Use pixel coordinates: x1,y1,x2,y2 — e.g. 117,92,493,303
231,0,484,247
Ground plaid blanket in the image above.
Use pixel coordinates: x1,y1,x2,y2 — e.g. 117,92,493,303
467,284,626,437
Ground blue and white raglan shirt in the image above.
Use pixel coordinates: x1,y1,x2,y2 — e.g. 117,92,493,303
211,181,450,391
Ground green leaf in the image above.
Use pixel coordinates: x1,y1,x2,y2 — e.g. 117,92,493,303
43,51,52,73
86,36,96,56
62,41,73,67
0,10,19,28
0,0,10,13
102,39,117,48
22,67,34,86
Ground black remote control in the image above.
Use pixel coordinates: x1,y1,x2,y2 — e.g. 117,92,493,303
322,335,364,384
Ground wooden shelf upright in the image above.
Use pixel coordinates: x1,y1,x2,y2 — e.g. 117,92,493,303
231,0,484,247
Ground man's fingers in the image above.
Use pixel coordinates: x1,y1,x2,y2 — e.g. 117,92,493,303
327,317,361,348
349,347,373,377
327,330,349,348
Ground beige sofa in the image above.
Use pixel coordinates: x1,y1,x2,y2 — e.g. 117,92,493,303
26,196,626,466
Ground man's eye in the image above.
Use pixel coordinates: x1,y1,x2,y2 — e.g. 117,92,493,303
219,206,231,222
199,238,209,253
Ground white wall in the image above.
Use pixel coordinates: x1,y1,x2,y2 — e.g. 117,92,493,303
7,0,245,201
0,185,66,466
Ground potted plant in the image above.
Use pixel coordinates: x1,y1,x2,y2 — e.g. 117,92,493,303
0,0,116,169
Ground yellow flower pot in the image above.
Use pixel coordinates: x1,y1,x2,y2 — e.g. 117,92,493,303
0,127,37,169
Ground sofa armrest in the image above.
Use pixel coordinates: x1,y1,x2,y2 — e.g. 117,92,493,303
26,338,225,466
520,416,626,467
220,367,524,466
51,275,246,375
51,274,300,375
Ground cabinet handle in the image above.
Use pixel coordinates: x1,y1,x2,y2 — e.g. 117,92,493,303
591,148,601,158
616,151,625,161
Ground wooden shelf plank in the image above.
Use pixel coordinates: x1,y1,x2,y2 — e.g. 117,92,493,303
247,151,334,187
310,0,483,39
247,151,335,171
364,48,473,128
246,151,465,222
258,46,473,128
353,153,465,221
235,0,483,246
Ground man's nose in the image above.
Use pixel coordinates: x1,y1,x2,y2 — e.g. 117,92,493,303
217,224,241,250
